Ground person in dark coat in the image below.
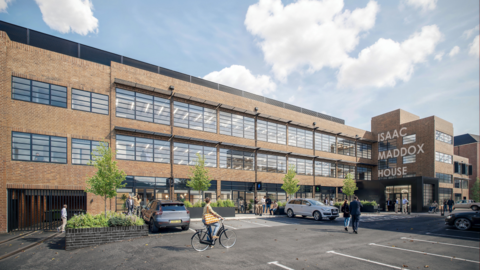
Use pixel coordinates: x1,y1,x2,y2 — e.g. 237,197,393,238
349,196,362,234
341,199,350,231
447,198,455,213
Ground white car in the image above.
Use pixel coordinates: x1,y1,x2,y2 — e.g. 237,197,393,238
285,198,339,221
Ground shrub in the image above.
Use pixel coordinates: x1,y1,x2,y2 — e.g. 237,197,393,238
224,199,235,207
216,199,224,207
183,201,193,208
334,202,343,208
193,201,203,208
360,200,378,207
66,211,144,229
210,202,218,207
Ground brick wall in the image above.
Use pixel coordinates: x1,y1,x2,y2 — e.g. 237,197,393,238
65,225,148,250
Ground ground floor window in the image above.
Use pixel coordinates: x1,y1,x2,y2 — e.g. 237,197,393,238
423,184,434,205
175,179,217,204
220,181,255,213
295,185,313,200
314,186,336,202
438,188,453,204
385,185,411,212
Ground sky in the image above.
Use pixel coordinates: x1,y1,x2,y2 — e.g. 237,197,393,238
1,0,478,135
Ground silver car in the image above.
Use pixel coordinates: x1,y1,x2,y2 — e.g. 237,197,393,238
285,198,339,221
142,200,190,233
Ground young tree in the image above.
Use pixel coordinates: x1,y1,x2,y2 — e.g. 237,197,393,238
470,177,480,202
85,142,127,217
342,173,358,201
187,153,212,203
281,165,300,200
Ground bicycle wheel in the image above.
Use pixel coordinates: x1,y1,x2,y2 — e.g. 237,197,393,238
219,229,237,248
191,232,209,252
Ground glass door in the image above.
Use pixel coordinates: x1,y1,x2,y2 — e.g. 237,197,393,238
233,191,246,214
246,192,254,213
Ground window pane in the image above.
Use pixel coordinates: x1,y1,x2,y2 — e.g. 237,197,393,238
257,120,267,142
12,77,67,108
257,154,267,172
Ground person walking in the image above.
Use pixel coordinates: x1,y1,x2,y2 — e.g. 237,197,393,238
395,198,399,214
261,196,266,214
402,197,409,214
239,198,245,213
349,196,362,234
126,195,134,215
386,199,391,212
57,204,67,233
447,198,455,213
266,196,272,214
329,199,334,206
443,200,447,214
202,197,223,246
341,199,350,232
134,194,142,216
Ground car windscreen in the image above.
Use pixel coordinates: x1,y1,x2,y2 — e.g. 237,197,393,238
307,200,325,206
159,204,186,211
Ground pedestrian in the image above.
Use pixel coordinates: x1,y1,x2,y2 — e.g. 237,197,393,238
402,197,409,214
330,199,334,206
126,195,134,215
341,199,350,232
239,198,245,213
262,196,266,214
254,197,259,215
270,201,278,215
266,196,272,214
256,201,263,216
443,199,447,214
134,194,142,216
447,198,455,213
386,199,391,212
57,204,67,233
395,198,399,214
324,197,329,205
349,196,362,234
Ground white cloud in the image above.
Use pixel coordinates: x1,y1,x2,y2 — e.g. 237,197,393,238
337,25,442,88
404,0,438,12
434,51,444,61
244,0,379,81
449,46,460,57
463,25,479,39
0,0,13,12
34,0,98,35
203,65,276,96
468,35,479,58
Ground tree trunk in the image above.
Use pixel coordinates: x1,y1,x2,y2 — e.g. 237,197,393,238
105,195,107,218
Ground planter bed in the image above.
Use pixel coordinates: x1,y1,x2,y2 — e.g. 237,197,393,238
65,225,148,250
361,205,378,212
188,207,235,219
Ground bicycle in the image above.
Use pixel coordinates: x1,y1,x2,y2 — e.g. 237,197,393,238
191,219,237,251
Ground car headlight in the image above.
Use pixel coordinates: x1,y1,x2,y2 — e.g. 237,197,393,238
447,215,452,219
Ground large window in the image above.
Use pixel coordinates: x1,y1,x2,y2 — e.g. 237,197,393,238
72,139,106,165
288,127,313,149
315,133,336,153
12,132,67,163
435,152,452,164
423,184,434,205
116,135,170,163
288,157,313,175
403,134,416,145
173,143,216,167
402,155,416,164
379,158,397,170
379,139,397,152
314,161,336,178
72,89,109,115
337,138,355,156
356,142,371,159
436,173,452,183
257,154,286,173
454,178,469,189
439,188,452,203
173,101,216,133
337,164,355,179
219,112,254,139
257,120,286,145
435,131,452,144
116,88,170,125
219,149,254,170
357,167,372,180
12,76,67,108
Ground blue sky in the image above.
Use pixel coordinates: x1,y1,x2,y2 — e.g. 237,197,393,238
1,0,478,135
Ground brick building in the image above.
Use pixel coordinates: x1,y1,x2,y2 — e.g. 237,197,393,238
454,134,479,198
0,21,471,232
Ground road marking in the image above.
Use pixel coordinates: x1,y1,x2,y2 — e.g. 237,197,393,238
223,224,238,230
189,228,196,232
426,232,480,240
446,229,480,234
240,220,272,227
401,237,479,249
369,243,479,264
267,261,294,270
326,251,404,269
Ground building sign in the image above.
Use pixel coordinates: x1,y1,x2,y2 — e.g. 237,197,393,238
378,127,424,178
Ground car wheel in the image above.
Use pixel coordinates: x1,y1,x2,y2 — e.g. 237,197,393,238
287,209,295,218
329,217,336,221
181,225,189,231
149,219,159,233
472,206,479,211
454,218,472,230
313,211,322,221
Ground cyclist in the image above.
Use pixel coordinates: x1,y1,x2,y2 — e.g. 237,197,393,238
202,197,223,244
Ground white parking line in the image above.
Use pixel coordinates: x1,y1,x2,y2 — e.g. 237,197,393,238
267,261,294,270
426,232,480,240
401,237,479,249
326,251,404,269
446,229,480,234
224,224,238,230
369,243,479,264
189,228,196,232
240,220,272,227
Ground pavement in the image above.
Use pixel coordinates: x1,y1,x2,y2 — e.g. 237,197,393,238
0,211,478,270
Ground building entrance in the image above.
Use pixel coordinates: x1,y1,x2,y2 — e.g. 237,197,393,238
385,185,411,213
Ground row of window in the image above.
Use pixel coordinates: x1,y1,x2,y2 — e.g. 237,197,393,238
454,162,473,175
116,88,169,124
288,157,314,175
257,120,286,144
378,155,416,168
220,112,255,139
288,127,313,149
436,173,452,183
257,154,287,173
220,149,255,170
454,178,469,189
435,152,452,164
435,131,452,144
173,101,216,133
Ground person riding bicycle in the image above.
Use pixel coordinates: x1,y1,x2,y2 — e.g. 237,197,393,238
203,197,223,242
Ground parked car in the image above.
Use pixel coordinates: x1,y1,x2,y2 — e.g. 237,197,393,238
454,200,480,211
285,198,339,221
445,211,480,230
141,200,190,233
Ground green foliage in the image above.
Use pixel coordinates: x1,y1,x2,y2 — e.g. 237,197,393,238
277,201,286,207
66,212,144,229
85,142,127,217
183,201,193,208
247,203,252,210
187,154,212,202
342,173,358,197
334,202,343,208
210,201,218,207
224,199,235,207
281,165,300,199
192,201,206,208
216,199,224,207
470,177,480,202
360,200,378,207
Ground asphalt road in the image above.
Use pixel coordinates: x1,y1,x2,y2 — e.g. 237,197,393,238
0,213,479,270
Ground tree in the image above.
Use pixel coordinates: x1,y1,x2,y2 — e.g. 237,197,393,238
187,153,212,202
342,173,358,201
281,165,300,200
470,177,480,202
85,142,126,218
